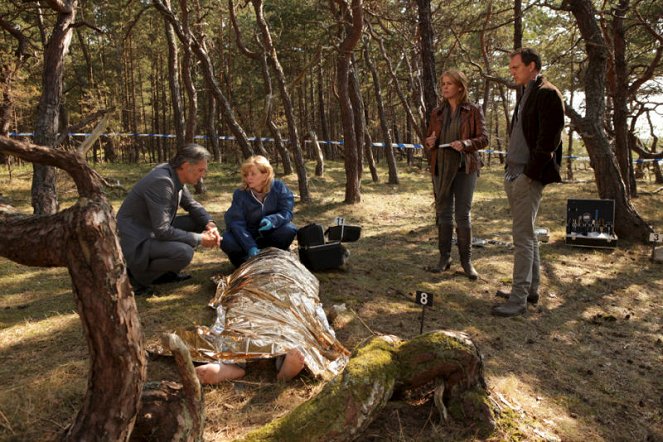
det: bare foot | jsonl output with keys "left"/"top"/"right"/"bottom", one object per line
{"left": 195, "top": 363, "right": 245, "bottom": 385}
{"left": 276, "top": 349, "right": 305, "bottom": 382}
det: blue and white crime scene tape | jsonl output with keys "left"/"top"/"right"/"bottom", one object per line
{"left": 7, "top": 131, "right": 663, "bottom": 164}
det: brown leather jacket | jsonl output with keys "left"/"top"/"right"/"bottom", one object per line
{"left": 425, "top": 102, "right": 489, "bottom": 175}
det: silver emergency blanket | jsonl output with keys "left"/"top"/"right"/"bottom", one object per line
{"left": 175, "top": 248, "right": 350, "bottom": 379}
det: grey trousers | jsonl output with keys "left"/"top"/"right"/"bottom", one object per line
{"left": 134, "top": 215, "right": 203, "bottom": 285}
{"left": 504, "top": 174, "right": 543, "bottom": 305}
{"left": 434, "top": 170, "right": 477, "bottom": 228}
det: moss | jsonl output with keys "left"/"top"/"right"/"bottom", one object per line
{"left": 396, "top": 331, "right": 480, "bottom": 383}
{"left": 492, "top": 406, "right": 528, "bottom": 440}
{"left": 445, "top": 387, "right": 495, "bottom": 437}
{"left": 236, "top": 336, "right": 400, "bottom": 442}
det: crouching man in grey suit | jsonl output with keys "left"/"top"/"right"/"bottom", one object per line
{"left": 117, "top": 144, "right": 221, "bottom": 295}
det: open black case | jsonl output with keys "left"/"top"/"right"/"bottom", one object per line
{"left": 566, "top": 199, "right": 618, "bottom": 248}
{"left": 297, "top": 221, "right": 361, "bottom": 271}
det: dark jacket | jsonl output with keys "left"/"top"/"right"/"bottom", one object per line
{"left": 425, "top": 102, "right": 489, "bottom": 175}
{"left": 224, "top": 179, "right": 294, "bottom": 252}
{"left": 117, "top": 163, "right": 212, "bottom": 273}
{"left": 510, "top": 75, "right": 565, "bottom": 185}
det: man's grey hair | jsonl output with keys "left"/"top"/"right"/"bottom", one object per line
{"left": 169, "top": 143, "right": 211, "bottom": 168}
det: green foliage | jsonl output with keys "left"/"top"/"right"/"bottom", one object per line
{"left": 0, "top": 0, "right": 660, "bottom": 160}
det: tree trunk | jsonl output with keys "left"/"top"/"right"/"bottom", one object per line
{"left": 374, "top": 31, "right": 424, "bottom": 143}
{"left": 237, "top": 331, "right": 494, "bottom": 441}
{"left": 228, "top": 0, "right": 292, "bottom": 174}
{"left": 566, "top": 52, "right": 576, "bottom": 181}
{"left": 0, "top": 16, "right": 31, "bottom": 157}
{"left": 251, "top": 0, "right": 310, "bottom": 202}
{"left": 206, "top": 93, "right": 221, "bottom": 161}
{"left": 164, "top": 2, "right": 185, "bottom": 149}
{"left": 0, "top": 136, "right": 147, "bottom": 442}
{"left": 334, "top": 0, "right": 363, "bottom": 204}
{"left": 565, "top": 0, "right": 652, "bottom": 242}
{"left": 317, "top": 60, "right": 331, "bottom": 159}
{"left": 513, "top": 0, "right": 523, "bottom": 102}
{"left": 178, "top": 0, "right": 198, "bottom": 145}
{"left": 513, "top": 0, "right": 522, "bottom": 50}
{"left": 364, "top": 44, "right": 399, "bottom": 184}
{"left": 309, "top": 130, "right": 324, "bottom": 177}
{"left": 258, "top": 54, "right": 292, "bottom": 174}
{"left": 362, "top": 109, "right": 379, "bottom": 183}
{"left": 348, "top": 63, "right": 366, "bottom": 180}
{"left": 153, "top": 0, "right": 254, "bottom": 159}
{"left": 416, "top": 0, "right": 437, "bottom": 125}
{"left": 610, "top": 0, "right": 633, "bottom": 197}
{"left": 32, "top": 1, "right": 78, "bottom": 215}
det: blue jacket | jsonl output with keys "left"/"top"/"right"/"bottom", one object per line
{"left": 224, "top": 179, "right": 294, "bottom": 251}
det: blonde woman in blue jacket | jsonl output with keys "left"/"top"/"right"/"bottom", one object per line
{"left": 221, "top": 155, "right": 297, "bottom": 267}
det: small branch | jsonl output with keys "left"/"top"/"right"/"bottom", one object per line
{"left": 55, "top": 108, "right": 112, "bottom": 146}
{"left": 43, "top": 0, "right": 70, "bottom": 13}
{"left": 228, "top": 0, "right": 259, "bottom": 59}
{"left": 77, "top": 113, "right": 111, "bottom": 156}
{"left": 122, "top": 4, "right": 154, "bottom": 43}
{"left": 0, "top": 15, "right": 34, "bottom": 59}
{"left": 71, "top": 19, "right": 104, "bottom": 34}
{"left": 0, "top": 135, "right": 103, "bottom": 197}
{"left": 349, "top": 308, "right": 376, "bottom": 336}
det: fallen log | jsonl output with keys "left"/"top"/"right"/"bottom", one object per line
{"left": 236, "top": 330, "right": 494, "bottom": 441}
{"left": 131, "top": 334, "right": 204, "bottom": 442}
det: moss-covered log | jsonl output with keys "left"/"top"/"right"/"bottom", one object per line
{"left": 237, "top": 330, "right": 494, "bottom": 441}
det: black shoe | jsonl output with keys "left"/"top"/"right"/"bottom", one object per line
{"left": 491, "top": 301, "right": 527, "bottom": 317}
{"left": 133, "top": 284, "right": 157, "bottom": 297}
{"left": 495, "top": 289, "right": 539, "bottom": 305}
{"left": 152, "top": 271, "right": 192, "bottom": 285}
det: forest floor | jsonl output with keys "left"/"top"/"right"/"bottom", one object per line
{"left": 0, "top": 158, "right": 662, "bottom": 441}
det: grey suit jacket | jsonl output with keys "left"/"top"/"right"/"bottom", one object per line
{"left": 117, "top": 163, "right": 212, "bottom": 273}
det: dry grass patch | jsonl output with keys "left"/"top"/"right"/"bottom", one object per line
{"left": 1, "top": 160, "right": 662, "bottom": 441}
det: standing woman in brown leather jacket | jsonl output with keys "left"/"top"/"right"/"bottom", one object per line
{"left": 424, "top": 69, "right": 489, "bottom": 279}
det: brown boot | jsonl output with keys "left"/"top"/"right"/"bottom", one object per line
{"left": 456, "top": 226, "right": 478, "bottom": 280}
{"left": 426, "top": 223, "right": 453, "bottom": 272}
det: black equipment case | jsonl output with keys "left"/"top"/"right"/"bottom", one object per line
{"left": 326, "top": 224, "right": 361, "bottom": 242}
{"left": 566, "top": 199, "right": 618, "bottom": 248}
{"left": 297, "top": 223, "right": 325, "bottom": 247}
{"left": 297, "top": 222, "right": 356, "bottom": 271}
{"left": 298, "top": 242, "right": 349, "bottom": 271}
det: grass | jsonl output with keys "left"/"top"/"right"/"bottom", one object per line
{"left": 1, "top": 158, "right": 662, "bottom": 441}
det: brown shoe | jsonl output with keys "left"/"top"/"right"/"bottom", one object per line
{"left": 491, "top": 301, "right": 527, "bottom": 317}
{"left": 495, "top": 289, "right": 539, "bottom": 305}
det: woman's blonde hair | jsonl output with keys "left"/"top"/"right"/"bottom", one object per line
{"left": 240, "top": 155, "right": 275, "bottom": 192}
{"left": 438, "top": 69, "right": 469, "bottom": 104}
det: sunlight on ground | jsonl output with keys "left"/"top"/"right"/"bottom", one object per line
{"left": 1, "top": 163, "right": 662, "bottom": 440}
{"left": 144, "top": 284, "right": 206, "bottom": 305}
{"left": 0, "top": 311, "right": 78, "bottom": 347}
{"left": 491, "top": 374, "right": 591, "bottom": 441}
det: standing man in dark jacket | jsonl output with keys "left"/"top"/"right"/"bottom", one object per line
{"left": 117, "top": 144, "right": 221, "bottom": 295}
{"left": 492, "top": 48, "right": 565, "bottom": 317}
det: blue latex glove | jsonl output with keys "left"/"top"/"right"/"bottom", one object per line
{"left": 258, "top": 218, "right": 273, "bottom": 232}
{"left": 247, "top": 246, "right": 260, "bottom": 257}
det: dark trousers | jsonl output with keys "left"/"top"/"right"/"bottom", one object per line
{"left": 434, "top": 170, "right": 477, "bottom": 228}
{"left": 221, "top": 222, "right": 297, "bottom": 267}
{"left": 132, "top": 215, "right": 205, "bottom": 286}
